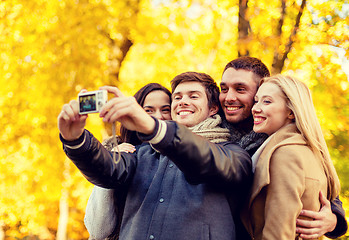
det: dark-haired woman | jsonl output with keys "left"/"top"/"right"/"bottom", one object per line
{"left": 85, "top": 83, "right": 172, "bottom": 239}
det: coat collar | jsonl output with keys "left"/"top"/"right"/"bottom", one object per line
{"left": 249, "top": 123, "right": 307, "bottom": 207}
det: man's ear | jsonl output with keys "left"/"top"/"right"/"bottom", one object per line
{"left": 209, "top": 105, "right": 219, "bottom": 116}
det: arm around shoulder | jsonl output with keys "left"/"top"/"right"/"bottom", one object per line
{"left": 325, "top": 196, "right": 348, "bottom": 238}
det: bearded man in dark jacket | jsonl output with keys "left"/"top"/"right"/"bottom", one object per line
{"left": 219, "top": 56, "right": 347, "bottom": 239}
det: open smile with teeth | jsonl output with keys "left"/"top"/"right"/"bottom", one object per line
{"left": 178, "top": 110, "right": 192, "bottom": 116}
{"left": 226, "top": 106, "right": 242, "bottom": 111}
{"left": 254, "top": 116, "right": 265, "bottom": 123}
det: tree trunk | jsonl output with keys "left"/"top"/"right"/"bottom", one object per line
{"left": 103, "top": 37, "right": 133, "bottom": 136}
{"left": 238, "top": 0, "right": 250, "bottom": 57}
{"left": 56, "top": 158, "right": 70, "bottom": 240}
{"left": 0, "top": 222, "right": 4, "bottom": 240}
{"left": 56, "top": 191, "right": 69, "bottom": 240}
{"left": 114, "top": 38, "right": 133, "bottom": 83}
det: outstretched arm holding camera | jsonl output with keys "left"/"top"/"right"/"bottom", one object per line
{"left": 58, "top": 84, "right": 251, "bottom": 187}
{"left": 58, "top": 86, "right": 157, "bottom": 142}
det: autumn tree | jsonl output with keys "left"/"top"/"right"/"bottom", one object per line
{"left": 0, "top": 0, "right": 139, "bottom": 238}
{"left": 0, "top": 0, "right": 348, "bottom": 239}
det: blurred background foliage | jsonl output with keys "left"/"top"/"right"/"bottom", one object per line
{"left": 0, "top": 0, "right": 348, "bottom": 239}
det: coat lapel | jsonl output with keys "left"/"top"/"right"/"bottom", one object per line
{"left": 248, "top": 124, "right": 305, "bottom": 208}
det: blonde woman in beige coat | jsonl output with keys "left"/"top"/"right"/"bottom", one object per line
{"left": 242, "top": 75, "right": 341, "bottom": 240}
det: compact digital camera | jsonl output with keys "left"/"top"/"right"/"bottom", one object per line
{"left": 78, "top": 90, "right": 108, "bottom": 114}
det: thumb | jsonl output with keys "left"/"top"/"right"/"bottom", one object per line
{"left": 319, "top": 191, "right": 330, "bottom": 207}
{"left": 100, "top": 86, "right": 125, "bottom": 98}
{"left": 78, "top": 113, "right": 88, "bottom": 122}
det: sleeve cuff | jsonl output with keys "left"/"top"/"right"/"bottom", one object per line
{"left": 137, "top": 117, "right": 167, "bottom": 144}
{"left": 325, "top": 211, "right": 348, "bottom": 238}
{"left": 60, "top": 131, "right": 86, "bottom": 149}
{"left": 149, "top": 120, "right": 167, "bottom": 144}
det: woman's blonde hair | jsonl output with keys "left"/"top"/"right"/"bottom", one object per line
{"left": 260, "top": 74, "right": 340, "bottom": 200}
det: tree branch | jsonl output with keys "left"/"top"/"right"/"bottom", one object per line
{"left": 276, "top": 0, "right": 287, "bottom": 37}
{"left": 272, "top": 0, "right": 307, "bottom": 73}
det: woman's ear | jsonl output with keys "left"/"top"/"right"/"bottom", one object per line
{"left": 209, "top": 105, "right": 219, "bottom": 116}
{"left": 288, "top": 111, "right": 295, "bottom": 120}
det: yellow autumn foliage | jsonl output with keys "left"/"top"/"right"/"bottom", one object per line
{"left": 0, "top": 0, "right": 348, "bottom": 239}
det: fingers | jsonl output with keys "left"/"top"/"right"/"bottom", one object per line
{"left": 298, "top": 209, "right": 321, "bottom": 220}
{"left": 99, "top": 94, "right": 155, "bottom": 133}
{"left": 296, "top": 225, "right": 317, "bottom": 234}
{"left": 298, "top": 232, "right": 320, "bottom": 239}
{"left": 59, "top": 100, "right": 80, "bottom": 121}
{"left": 100, "top": 86, "right": 125, "bottom": 98}
{"left": 114, "top": 143, "right": 136, "bottom": 153}
{"left": 100, "top": 96, "right": 138, "bottom": 123}
{"left": 58, "top": 99, "right": 87, "bottom": 141}
{"left": 296, "top": 219, "right": 322, "bottom": 239}
{"left": 296, "top": 218, "right": 321, "bottom": 228}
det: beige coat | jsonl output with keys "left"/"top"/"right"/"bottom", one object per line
{"left": 242, "top": 123, "right": 328, "bottom": 240}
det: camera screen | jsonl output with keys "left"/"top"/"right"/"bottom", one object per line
{"left": 79, "top": 94, "right": 97, "bottom": 113}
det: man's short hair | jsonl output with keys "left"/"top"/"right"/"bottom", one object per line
{"left": 171, "top": 72, "right": 220, "bottom": 109}
{"left": 223, "top": 56, "right": 270, "bottom": 83}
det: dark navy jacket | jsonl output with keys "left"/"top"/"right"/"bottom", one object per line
{"left": 61, "top": 120, "right": 252, "bottom": 240}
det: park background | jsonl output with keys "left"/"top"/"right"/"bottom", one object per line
{"left": 0, "top": 0, "right": 348, "bottom": 239}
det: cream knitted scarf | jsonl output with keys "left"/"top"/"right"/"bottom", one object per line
{"left": 188, "top": 114, "right": 230, "bottom": 143}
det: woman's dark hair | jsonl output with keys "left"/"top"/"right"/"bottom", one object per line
{"left": 120, "top": 83, "right": 171, "bottom": 145}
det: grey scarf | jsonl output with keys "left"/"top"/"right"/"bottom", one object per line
{"left": 221, "top": 118, "right": 268, "bottom": 156}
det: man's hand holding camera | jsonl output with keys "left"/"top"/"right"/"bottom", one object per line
{"left": 58, "top": 98, "right": 88, "bottom": 141}
{"left": 99, "top": 86, "right": 155, "bottom": 135}
{"left": 58, "top": 86, "right": 156, "bottom": 141}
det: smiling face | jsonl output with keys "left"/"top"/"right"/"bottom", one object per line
{"left": 219, "top": 68, "right": 259, "bottom": 124}
{"left": 252, "top": 82, "right": 294, "bottom": 136}
{"left": 143, "top": 90, "right": 171, "bottom": 120}
{"left": 171, "top": 81, "right": 218, "bottom": 127}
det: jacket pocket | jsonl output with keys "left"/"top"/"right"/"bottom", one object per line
{"left": 301, "top": 177, "right": 322, "bottom": 213}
